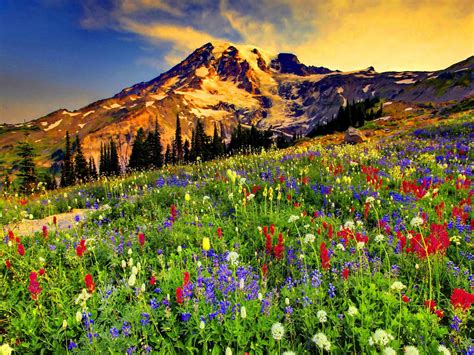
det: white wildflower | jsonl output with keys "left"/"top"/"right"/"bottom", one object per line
{"left": 404, "top": 346, "right": 419, "bottom": 355}
{"left": 356, "top": 241, "right": 366, "bottom": 250}
{"left": 369, "top": 329, "right": 394, "bottom": 347}
{"left": 304, "top": 233, "right": 316, "bottom": 243}
{"left": 128, "top": 273, "right": 136, "bottom": 287}
{"left": 365, "top": 196, "right": 375, "bottom": 204}
{"left": 391, "top": 281, "right": 406, "bottom": 292}
{"left": 336, "top": 243, "right": 345, "bottom": 251}
{"left": 288, "top": 215, "right": 300, "bottom": 223}
{"left": 271, "top": 322, "right": 285, "bottom": 340}
{"left": 437, "top": 345, "right": 451, "bottom": 355}
{"left": 317, "top": 310, "right": 327, "bottom": 323}
{"left": 226, "top": 251, "right": 239, "bottom": 265}
{"left": 240, "top": 306, "right": 247, "bottom": 319}
{"left": 312, "top": 332, "right": 331, "bottom": 351}
{"left": 375, "top": 234, "right": 385, "bottom": 243}
{"left": 382, "top": 347, "right": 397, "bottom": 355}
{"left": 347, "top": 306, "right": 358, "bottom": 317}
{"left": 225, "top": 347, "right": 232, "bottom": 355}
{"left": 199, "top": 321, "right": 205, "bottom": 330}
{"left": 344, "top": 220, "right": 355, "bottom": 230}
{"left": 410, "top": 216, "right": 423, "bottom": 228}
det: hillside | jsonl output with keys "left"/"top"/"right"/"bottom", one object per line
{"left": 0, "top": 42, "right": 472, "bottom": 171}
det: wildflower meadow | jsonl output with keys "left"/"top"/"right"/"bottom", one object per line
{"left": 1, "top": 118, "right": 473, "bottom": 354}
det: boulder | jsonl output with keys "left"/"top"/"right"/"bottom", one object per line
{"left": 344, "top": 127, "right": 366, "bottom": 144}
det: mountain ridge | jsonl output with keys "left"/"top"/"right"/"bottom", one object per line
{"left": 0, "top": 42, "right": 472, "bottom": 169}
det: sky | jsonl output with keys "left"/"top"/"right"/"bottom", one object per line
{"left": 0, "top": 0, "right": 473, "bottom": 124}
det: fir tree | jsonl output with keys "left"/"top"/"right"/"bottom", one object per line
{"left": 164, "top": 144, "right": 172, "bottom": 165}
{"left": 109, "top": 139, "right": 120, "bottom": 175}
{"left": 183, "top": 140, "right": 190, "bottom": 163}
{"left": 99, "top": 142, "right": 105, "bottom": 176}
{"left": 129, "top": 128, "right": 147, "bottom": 171}
{"left": 88, "top": 157, "right": 97, "bottom": 180}
{"left": 174, "top": 115, "right": 183, "bottom": 163}
{"left": 212, "top": 122, "right": 224, "bottom": 158}
{"left": 61, "top": 131, "right": 74, "bottom": 187}
{"left": 16, "top": 137, "right": 38, "bottom": 193}
{"left": 148, "top": 119, "right": 163, "bottom": 168}
{"left": 74, "top": 135, "right": 88, "bottom": 182}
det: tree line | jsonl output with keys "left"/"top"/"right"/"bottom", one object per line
{"left": 308, "top": 97, "right": 383, "bottom": 137}
{"left": 4, "top": 115, "right": 299, "bottom": 194}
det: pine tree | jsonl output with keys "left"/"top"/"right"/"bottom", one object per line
{"left": 164, "top": 144, "right": 172, "bottom": 165}
{"left": 183, "top": 140, "right": 190, "bottom": 162}
{"left": 16, "top": 137, "right": 38, "bottom": 193}
{"left": 174, "top": 115, "right": 183, "bottom": 163}
{"left": 61, "top": 131, "right": 74, "bottom": 187}
{"left": 212, "top": 123, "right": 224, "bottom": 158}
{"left": 129, "top": 128, "right": 147, "bottom": 171}
{"left": 109, "top": 139, "right": 120, "bottom": 175}
{"left": 99, "top": 142, "right": 105, "bottom": 176}
{"left": 74, "top": 135, "right": 88, "bottom": 182}
{"left": 89, "top": 157, "right": 97, "bottom": 180}
{"left": 152, "top": 119, "right": 163, "bottom": 168}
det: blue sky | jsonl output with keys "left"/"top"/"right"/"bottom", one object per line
{"left": 0, "top": 0, "right": 472, "bottom": 123}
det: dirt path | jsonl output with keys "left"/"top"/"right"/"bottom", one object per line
{"left": 4, "top": 208, "right": 90, "bottom": 237}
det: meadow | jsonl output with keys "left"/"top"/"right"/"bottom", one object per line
{"left": 1, "top": 116, "right": 473, "bottom": 354}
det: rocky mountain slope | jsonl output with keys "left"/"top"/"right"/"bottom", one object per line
{"left": 0, "top": 41, "right": 472, "bottom": 168}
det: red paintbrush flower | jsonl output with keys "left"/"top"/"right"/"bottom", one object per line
{"left": 39, "top": 268, "right": 45, "bottom": 276}
{"left": 342, "top": 268, "right": 349, "bottom": 280}
{"left": 217, "top": 227, "right": 223, "bottom": 239}
{"left": 150, "top": 276, "right": 156, "bottom": 285}
{"left": 262, "top": 263, "right": 268, "bottom": 278}
{"left": 5, "top": 259, "right": 12, "bottom": 269}
{"left": 42, "top": 225, "right": 48, "bottom": 239}
{"left": 53, "top": 216, "right": 57, "bottom": 225}
{"left": 402, "top": 295, "right": 410, "bottom": 303}
{"left": 8, "top": 230, "right": 14, "bottom": 240}
{"left": 17, "top": 243, "right": 25, "bottom": 256}
{"left": 273, "top": 233, "right": 284, "bottom": 260}
{"left": 176, "top": 286, "right": 183, "bottom": 304}
{"left": 320, "top": 242, "right": 330, "bottom": 270}
{"left": 265, "top": 234, "right": 273, "bottom": 254}
{"left": 138, "top": 232, "right": 145, "bottom": 247}
{"left": 270, "top": 224, "right": 275, "bottom": 235}
{"left": 435, "top": 309, "right": 444, "bottom": 319}
{"left": 183, "top": 272, "right": 190, "bottom": 286}
{"left": 76, "top": 239, "right": 86, "bottom": 257}
{"left": 450, "top": 288, "right": 474, "bottom": 311}
{"left": 424, "top": 300, "right": 436, "bottom": 312}
{"left": 84, "top": 274, "right": 95, "bottom": 293}
{"left": 28, "top": 271, "right": 42, "bottom": 300}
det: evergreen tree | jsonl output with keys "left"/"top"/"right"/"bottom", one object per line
{"left": 74, "top": 135, "right": 88, "bottom": 182}
{"left": 150, "top": 120, "right": 163, "bottom": 168}
{"left": 99, "top": 142, "right": 105, "bottom": 176}
{"left": 89, "top": 157, "right": 97, "bottom": 180}
{"left": 164, "top": 145, "right": 172, "bottom": 165}
{"left": 16, "top": 137, "right": 38, "bottom": 193}
{"left": 128, "top": 128, "right": 147, "bottom": 170}
{"left": 183, "top": 139, "right": 190, "bottom": 163}
{"left": 109, "top": 139, "right": 120, "bottom": 175}
{"left": 174, "top": 115, "right": 183, "bottom": 163}
{"left": 61, "top": 131, "right": 74, "bottom": 187}
{"left": 212, "top": 122, "right": 224, "bottom": 158}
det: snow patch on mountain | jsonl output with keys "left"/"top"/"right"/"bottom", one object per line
{"left": 146, "top": 101, "right": 155, "bottom": 108}
{"left": 363, "top": 84, "right": 371, "bottom": 93}
{"left": 395, "top": 79, "right": 417, "bottom": 84}
{"left": 44, "top": 119, "right": 62, "bottom": 131}
{"left": 62, "top": 111, "right": 80, "bottom": 117}
{"left": 83, "top": 111, "right": 95, "bottom": 117}
{"left": 78, "top": 123, "right": 87, "bottom": 129}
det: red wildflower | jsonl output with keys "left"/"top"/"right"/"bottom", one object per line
{"left": 262, "top": 263, "right": 268, "bottom": 278}
{"left": 150, "top": 276, "right": 156, "bottom": 285}
{"left": 183, "top": 272, "right": 190, "bottom": 286}
{"left": 320, "top": 242, "right": 330, "bottom": 270}
{"left": 342, "top": 268, "right": 349, "bottom": 280}
{"left": 176, "top": 286, "right": 183, "bottom": 304}
{"left": 39, "top": 268, "right": 45, "bottom": 276}
{"left": 263, "top": 226, "right": 268, "bottom": 235}
{"left": 273, "top": 233, "right": 284, "bottom": 260}
{"left": 265, "top": 234, "right": 273, "bottom": 254}
{"left": 364, "top": 202, "right": 370, "bottom": 219}
{"left": 170, "top": 204, "right": 178, "bottom": 222}
{"left": 424, "top": 300, "right": 436, "bottom": 312}
{"left": 138, "top": 232, "right": 145, "bottom": 247}
{"left": 42, "top": 225, "right": 48, "bottom": 239}
{"left": 53, "top": 216, "right": 57, "bottom": 225}
{"left": 76, "top": 239, "right": 86, "bottom": 257}
{"left": 5, "top": 259, "right": 12, "bottom": 269}
{"left": 328, "top": 224, "right": 333, "bottom": 239}
{"left": 17, "top": 243, "right": 25, "bottom": 256}
{"left": 450, "top": 288, "right": 474, "bottom": 311}
{"left": 28, "top": 271, "right": 42, "bottom": 300}
{"left": 402, "top": 295, "right": 410, "bottom": 303}
{"left": 270, "top": 224, "right": 275, "bottom": 235}
{"left": 84, "top": 274, "right": 95, "bottom": 293}
{"left": 8, "top": 230, "right": 14, "bottom": 240}
{"left": 435, "top": 309, "right": 444, "bottom": 319}
{"left": 217, "top": 227, "right": 223, "bottom": 239}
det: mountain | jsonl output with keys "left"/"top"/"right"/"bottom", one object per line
{"left": 0, "top": 41, "right": 472, "bottom": 169}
